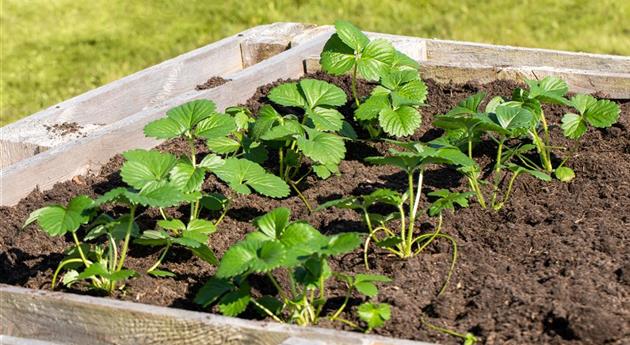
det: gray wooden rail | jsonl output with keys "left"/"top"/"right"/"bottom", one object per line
{"left": 0, "top": 285, "right": 429, "bottom": 345}
{"left": 1, "top": 22, "right": 629, "bottom": 345}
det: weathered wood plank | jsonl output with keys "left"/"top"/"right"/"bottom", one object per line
{"left": 0, "top": 23, "right": 312, "bottom": 168}
{"left": 425, "top": 39, "right": 630, "bottom": 74}
{"left": 0, "top": 28, "right": 334, "bottom": 207}
{"left": 0, "top": 285, "right": 431, "bottom": 345}
{"left": 304, "top": 57, "right": 630, "bottom": 99}
{"left": 0, "top": 140, "right": 47, "bottom": 170}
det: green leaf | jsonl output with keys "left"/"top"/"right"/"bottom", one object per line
{"left": 194, "top": 278, "right": 233, "bottom": 307}
{"left": 427, "top": 189, "right": 474, "bottom": 216}
{"left": 187, "top": 219, "right": 216, "bottom": 234}
{"left": 109, "top": 269, "right": 137, "bottom": 282}
{"left": 320, "top": 34, "right": 355, "bottom": 76}
{"left": 167, "top": 99, "right": 217, "bottom": 130}
{"left": 354, "top": 281, "right": 378, "bottom": 297}
{"left": 25, "top": 195, "right": 93, "bottom": 236}
{"left": 200, "top": 193, "right": 228, "bottom": 211}
{"left": 260, "top": 120, "right": 303, "bottom": 141}
{"left": 297, "top": 128, "right": 346, "bottom": 166}
{"left": 447, "top": 92, "right": 486, "bottom": 116}
{"left": 316, "top": 196, "right": 361, "bottom": 211}
{"left": 170, "top": 161, "right": 205, "bottom": 193}
{"left": 215, "top": 241, "right": 257, "bottom": 278}
{"left": 299, "top": 79, "right": 347, "bottom": 107}
{"left": 158, "top": 219, "right": 186, "bottom": 231}
{"left": 555, "top": 166, "right": 576, "bottom": 182}
{"left": 144, "top": 117, "right": 185, "bottom": 139}
{"left": 358, "top": 303, "right": 391, "bottom": 331}
{"left": 254, "top": 207, "right": 290, "bottom": 240}
{"left": 485, "top": 96, "right": 504, "bottom": 113}
{"left": 76, "top": 262, "right": 109, "bottom": 280}
{"left": 308, "top": 107, "right": 344, "bottom": 132}
{"left": 280, "top": 222, "right": 327, "bottom": 263}
{"left": 194, "top": 114, "right": 236, "bottom": 139}
{"left": 206, "top": 137, "right": 241, "bottom": 154}
{"left": 136, "top": 183, "right": 192, "bottom": 208}
{"left": 379, "top": 106, "right": 421, "bottom": 137}
{"left": 255, "top": 296, "right": 283, "bottom": 316}
{"left": 561, "top": 113, "right": 587, "bottom": 139}
{"left": 493, "top": 106, "right": 533, "bottom": 130}
{"left": 582, "top": 98, "right": 620, "bottom": 128}
{"left": 250, "top": 241, "right": 286, "bottom": 273}
{"left": 190, "top": 244, "right": 219, "bottom": 265}
{"left": 394, "top": 79, "right": 428, "bottom": 105}
{"left": 334, "top": 20, "right": 369, "bottom": 51}
{"left": 526, "top": 76, "right": 568, "bottom": 104}
{"left": 251, "top": 105, "right": 281, "bottom": 140}
{"left": 268, "top": 82, "right": 306, "bottom": 108}
{"left": 148, "top": 269, "right": 176, "bottom": 278}
{"left": 322, "top": 233, "right": 362, "bottom": 255}
{"left": 218, "top": 285, "right": 251, "bottom": 317}
{"left": 212, "top": 158, "right": 289, "bottom": 198}
{"left": 120, "top": 149, "right": 177, "bottom": 190}
{"left": 364, "top": 188, "right": 403, "bottom": 207}
{"left": 198, "top": 154, "right": 224, "bottom": 170}
{"left": 391, "top": 50, "right": 420, "bottom": 70}
{"left": 356, "top": 94, "right": 389, "bottom": 121}
{"left": 357, "top": 39, "right": 395, "bottom": 81}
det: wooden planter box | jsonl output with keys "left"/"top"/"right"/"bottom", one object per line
{"left": 1, "top": 22, "right": 629, "bottom": 345}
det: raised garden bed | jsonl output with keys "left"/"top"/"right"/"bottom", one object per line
{"left": 1, "top": 22, "right": 629, "bottom": 345}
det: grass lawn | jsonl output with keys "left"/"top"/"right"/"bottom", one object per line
{"left": 1, "top": 0, "right": 629, "bottom": 125}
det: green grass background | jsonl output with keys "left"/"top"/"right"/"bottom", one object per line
{"left": 2, "top": 0, "right": 629, "bottom": 125}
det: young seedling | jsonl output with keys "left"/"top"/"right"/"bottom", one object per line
{"left": 434, "top": 95, "right": 552, "bottom": 210}
{"left": 489, "top": 77, "right": 620, "bottom": 179}
{"left": 318, "top": 140, "right": 471, "bottom": 294}
{"left": 320, "top": 20, "right": 396, "bottom": 106}
{"left": 421, "top": 318, "right": 479, "bottom": 345}
{"left": 256, "top": 79, "right": 351, "bottom": 210}
{"left": 195, "top": 207, "right": 391, "bottom": 331}
{"left": 24, "top": 195, "right": 138, "bottom": 293}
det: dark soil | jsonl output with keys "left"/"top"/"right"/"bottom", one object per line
{"left": 195, "top": 76, "right": 229, "bottom": 90}
{"left": 2, "top": 72, "right": 629, "bottom": 344}
{"left": 44, "top": 122, "right": 83, "bottom": 137}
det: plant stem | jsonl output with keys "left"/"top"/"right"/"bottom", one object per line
{"left": 251, "top": 299, "right": 284, "bottom": 323}
{"left": 539, "top": 112, "right": 553, "bottom": 172}
{"left": 214, "top": 205, "right": 229, "bottom": 227}
{"left": 147, "top": 242, "right": 170, "bottom": 273}
{"left": 408, "top": 170, "right": 423, "bottom": 253}
{"left": 397, "top": 204, "right": 407, "bottom": 257}
{"left": 496, "top": 171, "right": 521, "bottom": 210}
{"left": 278, "top": 148, "right": 284, "bottom": 180}
{"left": 329, "top": 290, "right": 351, "bottom": 321}
{"left": 71, "top": 232, "right": 90, "bottom": 267}
{"left": 51, "top": 258, "right": 84, "bottom": 288}
{"left": 116, "top": 205, "right": 136, "bottom": 272}
{"left": 362, "top": 209, "right": 375, "bottom": 270}
{"left": 267, "top": 273, "right": 288, "bottom": 301}
{"left": 159, "top": 208, "right": 168, "bottom": 220}
{"left": 490, "top": 139, "right": 505, "bottom": 208}
{"left": 290, "top": 181, "right": 313, "bottom": 213}
{"left": 351, "top": 64, "right": 360, "bottom": 107}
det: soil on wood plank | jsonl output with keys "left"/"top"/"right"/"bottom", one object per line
{"left": 44, "top": 121, "right": 83, "bottom": 137}
{"left": 1, "top": 72, "right": 629, "bottom": 345}
{"left": 195, "top": 76, "right": 229, "bottom": 90}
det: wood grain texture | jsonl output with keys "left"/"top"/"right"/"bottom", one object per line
{"left": 0, "top": 285, "right": 432, "bottom": 345}
{"left": 0, "top": 27, "right": 334, "bottom": 207}
{"left": 0, "top": 140, "right": 47, "bottom": 170}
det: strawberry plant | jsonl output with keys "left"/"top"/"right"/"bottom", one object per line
{"left": 321, "top": 20, "right": 427, "bottom": 138}
{"left": 195, "top": 207, "right": 390, "bottom": 331}
{"left": 24, "top": 194, "right": 139, "bottom": 293}
{"left": 487, "top": 77, "right": 620, "bottom": 179}
{"left": 318, "top": 140, "right": 472, "bottom": 293}
{"left": 255, "top": 79, "right": 352, "bottom": 210}
{"left": 434, "top": 94, "right": 553, "bottom": 210}
{"left": 320, "top": 20, "right": 395, "bottom": 106}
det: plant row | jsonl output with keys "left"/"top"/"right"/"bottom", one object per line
{"left": 26, "top": 21, "right": 619, "bottom": 340}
